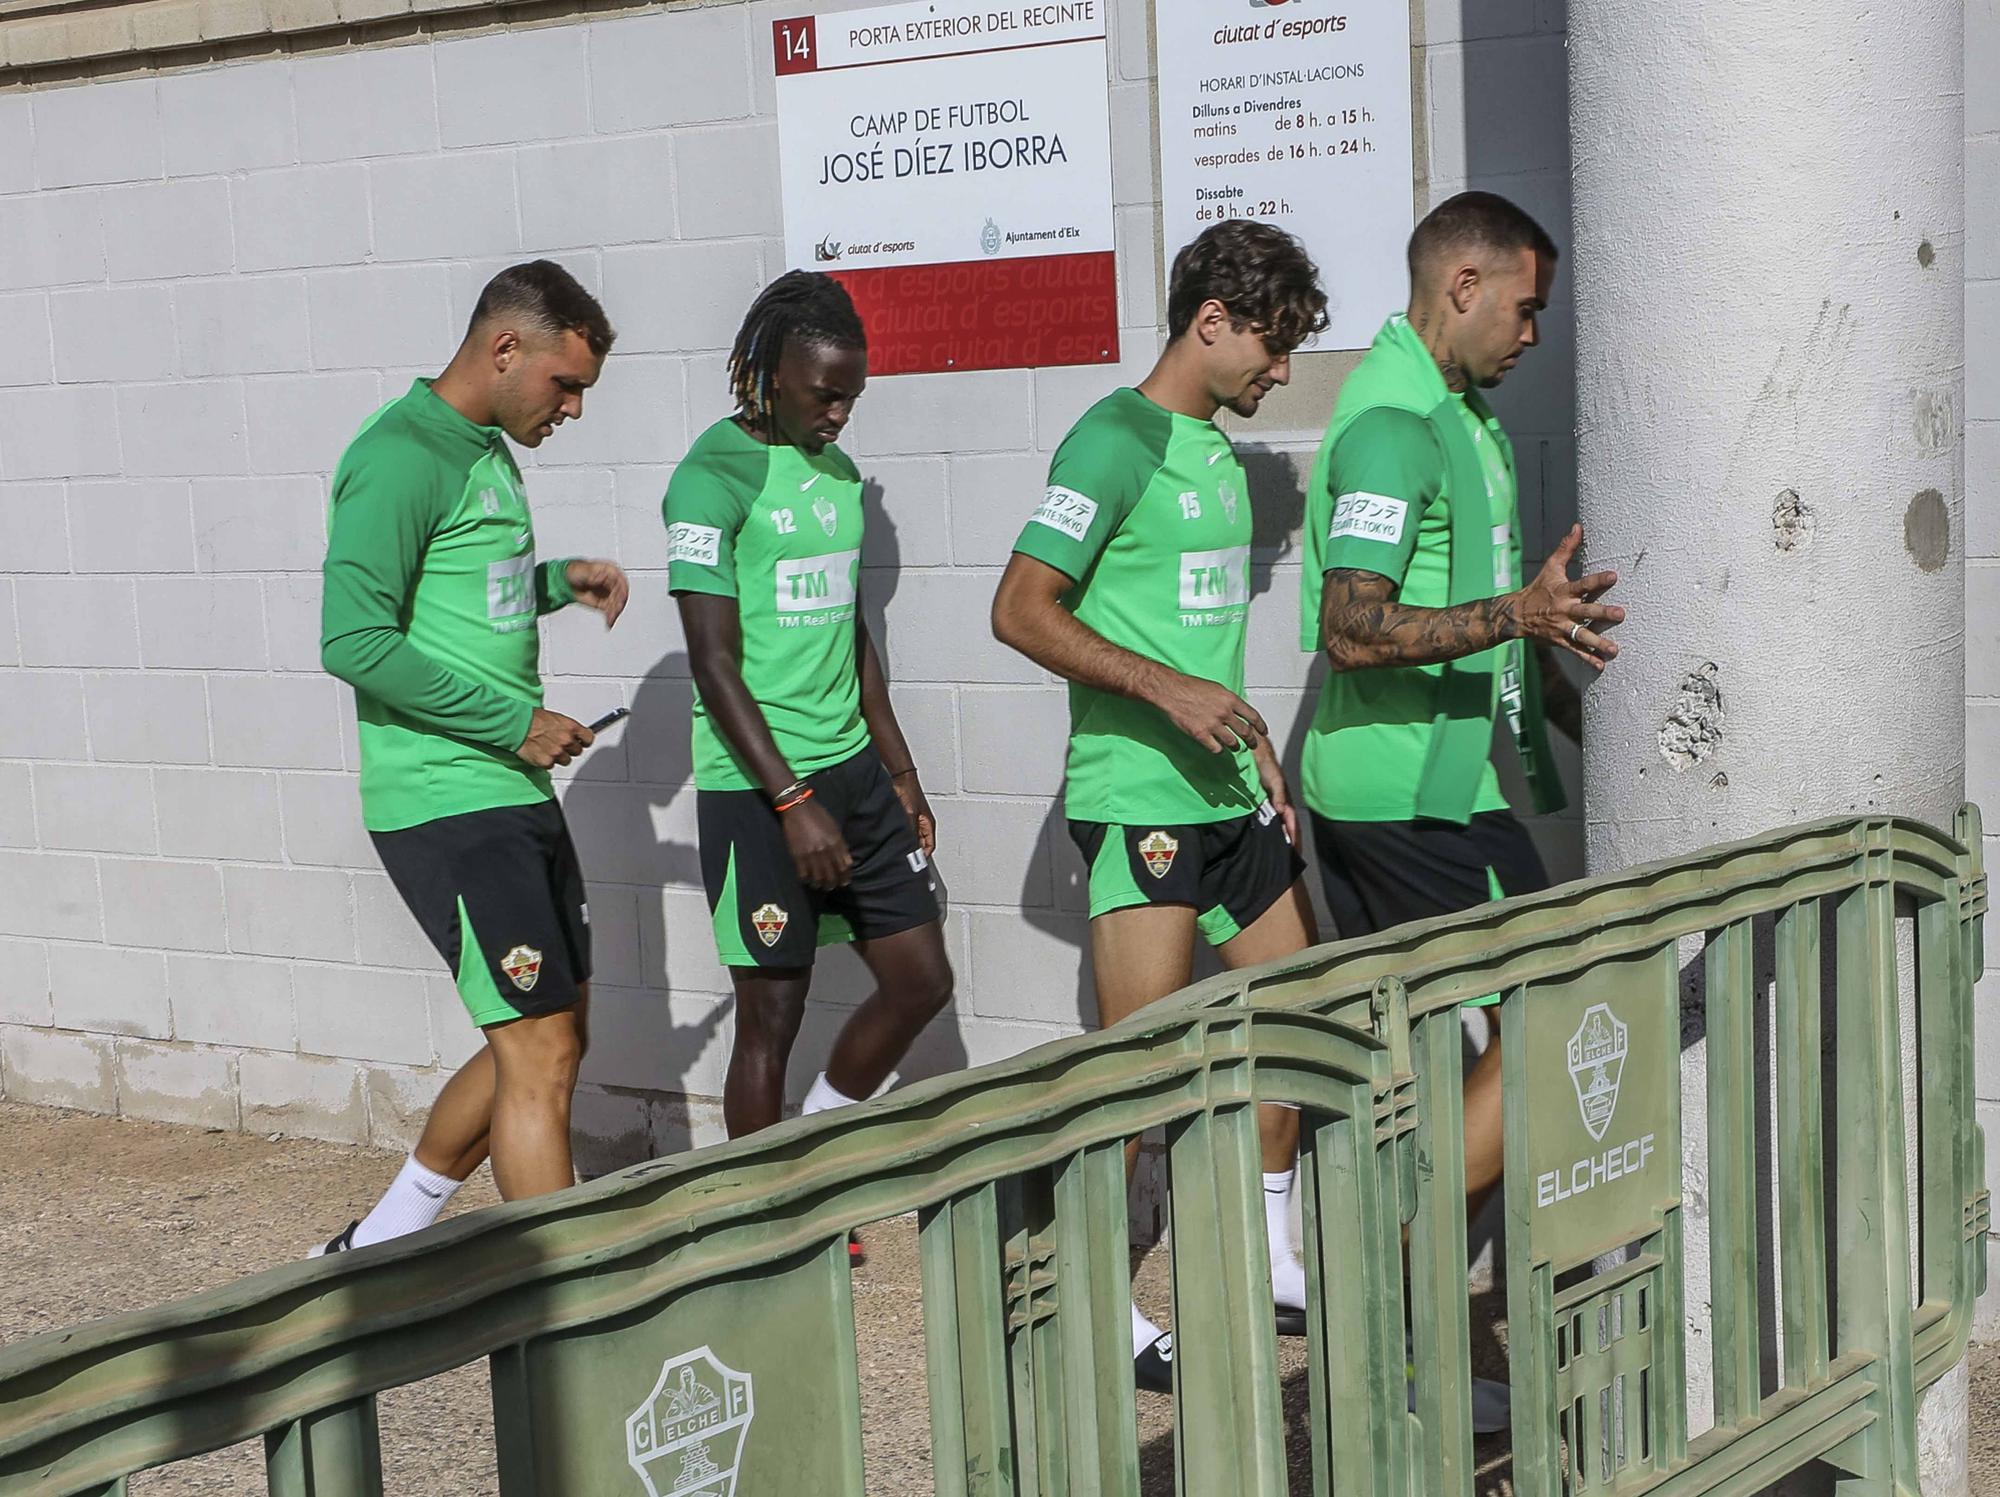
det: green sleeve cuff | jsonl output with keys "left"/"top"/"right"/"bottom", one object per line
{"left": 1010, "top": 529, "right": 1087, "bottom": 584}
{"left": 667, "top": 570, "right": 739, "bottom": 599}
{"left": 537, "top": 559, "right": 577, "bottom": 614}
{"left": 500, "top": 698, "right": 535, "bottom": 753}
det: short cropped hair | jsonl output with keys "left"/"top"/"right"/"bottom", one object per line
{"left": 1166, "top": 221, "right": 1329, "bottom": 350}
{"left": 468, "top": 260, "right": 616, "bottom": 359}
{"left": 1407, "top": 191, "right": 1558, "bottom": 283}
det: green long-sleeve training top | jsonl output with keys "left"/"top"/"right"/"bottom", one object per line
{"left": 320, "top": 378, "right": 576, "bottom": 833}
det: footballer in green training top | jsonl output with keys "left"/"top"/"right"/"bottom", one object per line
{"left": 992, "top": 220, "right": 1327, "bottom": 1391}
{"left": 1301, "top": 192, "right": 1626, "bottom": 1425}
{"left": 315, "top": 261, "right": 629, "bottom": 1255}
{"left": 666, "top": 272, "right": 952, "bottom": 1182}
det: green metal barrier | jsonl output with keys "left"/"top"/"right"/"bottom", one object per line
{"left": 0, "top": 810, "right": 1986, "bottom": 1497}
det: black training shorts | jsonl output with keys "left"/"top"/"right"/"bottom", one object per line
{"left": 1309, "top": 808, "right": 1550, "bottom": 1006}
{"left": 370, "top": 798, "right": 591, "bottom": 1027}
{"left": 1068, "top": 802, "right": 1303, "bottom": 946}
{"left": 697, "top": 749, "right": 939, "bottom": 969}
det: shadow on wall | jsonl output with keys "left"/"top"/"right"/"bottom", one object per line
{"left": 849, "top": 474, "right": 974, "bottom": 1089}
{"left": 1452, "top": 2, "right": 1580, "bottom": 592}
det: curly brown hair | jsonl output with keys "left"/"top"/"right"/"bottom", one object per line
{"left": 1165, "top": 221, "right": 1329, "bottom": 351}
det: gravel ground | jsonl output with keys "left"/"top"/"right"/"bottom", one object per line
{"left": 2, "top": 1101, "right": 1991, "bottom": 1495}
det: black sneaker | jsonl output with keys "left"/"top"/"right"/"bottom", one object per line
{"left": 847, "top": 1230, "right": 867, "bottom": 1268}
{"left": 1275, "top": 1305, "right": 1307, "bottom": 1337}
{"left": 309, "top": 1221, "right": 359, "bottom": 1259}
{"left": 1134, "top": 1332, "right": 1174, "bottom": 1393}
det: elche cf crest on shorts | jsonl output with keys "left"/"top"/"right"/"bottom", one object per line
{"left": 750, "top": 903, "right": 789, "bottom": 947}
{"left": 1138, "top": 830, "right": 1179, "bottom": 879}
{"left": 500, "top": 944, "right": 543, "bottom": 992}
{"left": 1566, "top": 1003, "right": 1629, "bottom": 1142}
{"left": 626, "top": 1345, "right": 754, "bottom": 1497}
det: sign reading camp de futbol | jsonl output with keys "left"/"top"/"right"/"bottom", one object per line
{"left": 1153, "top": 0, "right": 1414, "bottom": 350}
{"left": 773, "top": 0, "right": 1117, "bottom": 375}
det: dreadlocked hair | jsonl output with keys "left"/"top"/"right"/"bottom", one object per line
{"left": 727, "top": 271, "right": 867, "bottom": 423}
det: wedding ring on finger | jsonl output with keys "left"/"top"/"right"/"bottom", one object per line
{"left": 1569, "top": 620, "right": 1587, "bottom": 644}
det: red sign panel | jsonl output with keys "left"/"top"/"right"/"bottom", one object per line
{"left": 833, "top": 252, "right": 1118, "bottom": 376}
{"left": 773, "top": 16, "right": 817, "bottom": 75}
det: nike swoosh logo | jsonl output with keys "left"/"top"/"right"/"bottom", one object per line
{"left": 801, "top": 474, "right": 822, "bottom": 492}
{"left": 513, "top": 531, "right": 531, "bottom": 547}
{"left": 414, "top": 1182, "right": 446, "bottom": 1200}
{"left": 1208, "top": 451, "right": 1224, "bottom": 465}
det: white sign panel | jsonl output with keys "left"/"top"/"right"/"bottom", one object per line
{"left": 1153, "top": 0, "right": 1415, "bottom": 349}
{"left": 773, "top": 0, "right": 1119, "bottom": 373}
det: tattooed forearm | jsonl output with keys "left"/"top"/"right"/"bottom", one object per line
{"left": 1535, "top": 642, "right": 1583, "bottom": 743}
{"left": 1320, "top": 569, "right": 1520, "bottom": 671}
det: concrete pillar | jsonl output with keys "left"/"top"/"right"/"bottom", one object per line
{"left": 1568, "top": 1, "right": 1966, "bottom": 1490}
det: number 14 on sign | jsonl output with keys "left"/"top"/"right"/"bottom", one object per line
{"left": 774, "top": 16, "right": 818, "bottom": 74}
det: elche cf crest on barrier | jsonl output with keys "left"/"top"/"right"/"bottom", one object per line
{"left": 1566, "top": 1003, "right": 1628, "bottom": 1142}
{"left": 1138, "top": 830, "right": 1179, "bottom": 879}
{"left": 626, "top": 1346, "right": 754, "bottom": 1497}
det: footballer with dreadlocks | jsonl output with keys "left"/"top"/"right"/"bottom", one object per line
{"left": 664, "top": 272, "right": 952, "bottom": 1198}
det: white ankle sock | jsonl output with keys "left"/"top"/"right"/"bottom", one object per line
{"left": 352, "top": 1155, "right": 462, "bottom": 1249}
{"left": 1265, "top": 1168, "right": 1306, "bottom": 1310}
{"left": 802, "top": 1072, "right": 863, "bottom": 1115}
{"left": 1263, "top": 1168, "right": 1296, "bottom": 1254}
{"left": 1132, "top": 1301, "right": 1164, "bottom": 1358}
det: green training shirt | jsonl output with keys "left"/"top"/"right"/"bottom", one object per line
{"left": 321, "top": 378, "right": 577, "bottom": 834}
{"left": 664, "top": 417, "right": 870, "bottom": 791}
{"left": 1298, "top": 324, "right": 1521, "bottom": 821}
{"left": 1013, "top": 387, "right": 1261, "bottom": 826}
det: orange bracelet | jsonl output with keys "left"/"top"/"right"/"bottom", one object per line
{"left": 774, "top": 787, "right": 815, "bottom": 813}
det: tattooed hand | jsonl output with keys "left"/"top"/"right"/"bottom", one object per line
{"left": 1321, "top": 524, "right": 1623, "bottom": 673}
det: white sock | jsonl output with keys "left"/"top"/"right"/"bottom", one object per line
{"left": 351, "top": 1155, "right": 462, "bottom": 1249}
{"left": 1132, "top": 1301, "right": 1165, "bottom": 1358}
{"left": 802, "top": 1072, "right": 863, "bottom": 1115}
{"left": 1265, "top": 1169, "right": 1306, "bottom": 1311}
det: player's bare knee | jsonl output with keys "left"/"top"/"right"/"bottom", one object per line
{"left": 911, "top": 963, "right": 954, "bottom": 1021}
{"left": 495, "top": 1013, "right": 583, "bottom": 1079}
{"left": 736, "top": 990, "right": 807, "bottom": 1055}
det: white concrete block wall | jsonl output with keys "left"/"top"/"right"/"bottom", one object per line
{"left": 1965, "top": 0, "right": 2000, "bottom": 1332}
{"left": 0, "top": 0, "right": 1578, "bottom": 1168}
